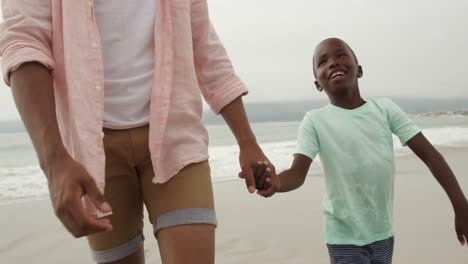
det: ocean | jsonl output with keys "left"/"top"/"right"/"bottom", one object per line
{"left": 1, "top": 107, "right": 468, "bottom": 206}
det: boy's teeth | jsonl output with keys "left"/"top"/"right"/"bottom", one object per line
{"left": 331, "top": 71, "right": 344, "bottom": 79}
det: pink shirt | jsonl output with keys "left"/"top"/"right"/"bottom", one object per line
{"left": 0, "top": 0, "right": 247, "bottom": 216}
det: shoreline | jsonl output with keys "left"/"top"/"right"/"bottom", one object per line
{"left": 0, "top": 146, "right": 467, "bottom": 263}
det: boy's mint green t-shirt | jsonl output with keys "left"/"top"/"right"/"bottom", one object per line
{"left": 296, "top": 98, "right": 420, "bottom": 246}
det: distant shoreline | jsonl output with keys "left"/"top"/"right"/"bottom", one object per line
{"left": 1, "top": 98, "right": 468, "bottom": 132}
{"left": 1, "top": 146, "right": 467, "bottom": 263}
{"left": 202, "top": 98, "right": 468, "bottom": 124}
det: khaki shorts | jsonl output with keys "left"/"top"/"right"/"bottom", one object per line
{"left": 87, "top": 125, "right": 216, "bottom": 263}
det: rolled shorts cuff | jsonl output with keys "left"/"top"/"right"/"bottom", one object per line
{"left": 90, "top": 233, "right": 144, "bottom": 263}
{"left": 154, "top": 208, "right": 217, "bottom": 234}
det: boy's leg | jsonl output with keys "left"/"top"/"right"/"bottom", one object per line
{"left": 369, "top": 236, "right": 394, "bottom": 264}
{"left": 138, "top": 155, "right": 217, "bottom": 264}
{"left": 87, "top": 128, "right": 146, "bottom": 264}
{"left": 327, "top": 244, "right": 371, "bottom": 264}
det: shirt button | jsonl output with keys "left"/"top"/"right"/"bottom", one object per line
{"left": 96, "top": 85, "right": 102, "bottom": 91}
{"left": 91, "top": 42, "right": 98, "bottom": 48}
{"left": 88, "top": 0, "right": 93, "bottom": 7}
{"left": 100, "top": 131, "right": 105, "bottom": 138}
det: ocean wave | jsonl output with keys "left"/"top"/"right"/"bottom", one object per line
{"left": 0, "top": 166, "right": 48, "bottom": 205}
{"left": 0, "top": 144, "right": 33, "bottom": 152}
{"left": 412, "top": 110, "right": 468, "bottom": 118}
{"left": 418, "top": 126, "right": 468, "bottom": 147}
{"left": 1, "top": 126, "right": 468, "bottom": 205}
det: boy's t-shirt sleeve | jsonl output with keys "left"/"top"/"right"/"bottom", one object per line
{"left": 295, "top": 112, "right": 320, "bottom": 159}
{"left": 382, "top": 99, "right": 421, "bottom": 146}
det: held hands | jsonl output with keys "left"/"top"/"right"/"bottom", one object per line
{"left": 238, "top": 142, "right": 270, "bottom": 193}
{"left": 255, "top": 161, "right": 281, "bottom": 198}
{"left": 238, "top": 159, "right": 280, "bottom": 198}
{"left": 46, "top": 153, "right": 113, "bottom": 238}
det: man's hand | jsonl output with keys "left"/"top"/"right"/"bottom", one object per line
{"left": 238, "top": 161, "right": 280, "bottom": 197}
{"left": 238, "top": 142, "right": 273, "bottom": 193}
{"left": 219, "top": 96, "right": 276, "bottom": 193}
{"left": 47, "top": 153, "right": 113, "bottom": 238}
{"left": 454, "top": 202, "right": 468, "bottom": 246}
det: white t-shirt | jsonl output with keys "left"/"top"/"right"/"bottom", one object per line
{"left": 94, "top": 0, "right": 156, "bottom": 129}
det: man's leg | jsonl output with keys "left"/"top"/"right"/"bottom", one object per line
{"left": 157, "top": 225, "right": 215, "bottom": 264}
{"left": 98, "top": 246, "right": 145, "bottom": 264}
{"left": 139, "top": 158, "right": 217, "bottom": 264}
{"left": 93, "top": 236, "right": 145, "bottom": 264}
{"left": 87, "top": 128, "right": 146, "bottom": 264}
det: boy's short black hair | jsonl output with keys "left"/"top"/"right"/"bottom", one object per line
{"left": 312, "top": 39, "right": 359, "bottom": 77}
{"left": 343, "top": 42, "right": 359, "bottom": 65}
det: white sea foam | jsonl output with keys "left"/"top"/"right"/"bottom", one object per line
{"left": 412, "top": 110, "right": 468, "bottom": 118}
{"left": 1, "top": 126, "right": 468, "bottom": 205}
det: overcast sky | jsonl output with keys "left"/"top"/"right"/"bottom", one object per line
{"left": 0, "top": 0, "right": 467, "bottom": 121}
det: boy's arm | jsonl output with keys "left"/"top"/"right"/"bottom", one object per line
{"left": 255, "top": 111, "right": 317, "bottom": 197}
{"left": 278, "top": 154, "right": 313, "bottom": 192}
{"left": 407, "top": 132, "right": 468, "bottom": 245}
{"left": 257, "top": 154, "right": 312, "bottom": 197}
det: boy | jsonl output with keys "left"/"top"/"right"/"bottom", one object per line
{"left": 253, "top": 38, "right": 468, "bottom": 263}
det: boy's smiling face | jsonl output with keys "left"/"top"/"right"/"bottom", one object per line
{"left": 313, "top": 38, "right": 363, "bottom": 96}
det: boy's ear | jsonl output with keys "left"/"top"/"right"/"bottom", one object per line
{"left": 314, "top": 80, "right": 323, "bottom": 92}
{"left": 357, "top": 65, "right": 363, "bottom": 78}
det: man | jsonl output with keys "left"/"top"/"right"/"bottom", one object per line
{"left": 0, "top": 0, "right": 272, "bottom": 263}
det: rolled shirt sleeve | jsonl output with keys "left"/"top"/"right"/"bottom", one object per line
{"left": 0, "top": 0, "right": 55, "bottom": 86}
{"left": 190, "top": 0, "right": 248, "bottom": 114}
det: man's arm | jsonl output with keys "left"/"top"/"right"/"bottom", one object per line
{"left": 0, "top": 0, "right": 55, "bottom": 85}
{"left": 407, "top": 132, "right": 468, "bottom": 246}
{"left": 190, "top": 0, "right": 248, "bottom": 115}
{"left": 220, "top": 96, "right": 270, "bottom": 193}
{"left": 191, "top": 0, "right": 272, "bottom": 192}
{"left": 10, "top": 63, "right": 112, "bottom": 237}
{"left": 1, "top": 0, "right": 111, "bottom": 237}
{"left": 11, "top": 63, "right": 64, "bottom": 172}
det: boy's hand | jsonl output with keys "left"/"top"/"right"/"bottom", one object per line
{"left": 256, "top": 163, "right": 280, "bottom": 198}
{"left": 454, "top": 203, "right": 468, "bottom": 246}
{"left": 253, "top": 161, "right": 271, "bottom": 190}
{"left": 238, "top": 160, "right": 271, "bottom": 190}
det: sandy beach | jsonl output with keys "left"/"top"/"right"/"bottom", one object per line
{"left": 1, "top": 146, "right": 467, "bottom": 263}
